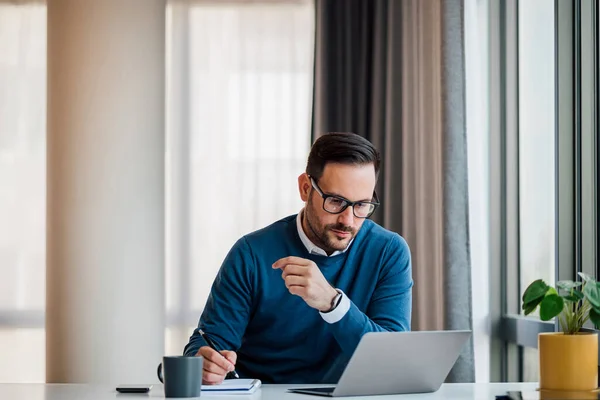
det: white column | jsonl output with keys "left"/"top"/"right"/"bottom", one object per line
{"left": 46, "top": 0, "right": 166, "bottom": 383}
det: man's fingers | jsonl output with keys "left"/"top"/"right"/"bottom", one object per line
{"left": 272, "top": 256, "right": 311, "bottom": 269}
{"left": 284, "top": 275, "right": 308, "bottom": 288}
{"left": 281, "top": 264, "right": 308, "bottom": 278}
{"left": 288, "top": 285, "right": 306, "bottom": 297}
{"left": 202, "top": 370, "right": 225, "bottom": 385}
{"left": 221, "top": 350, "right": 237, "bottom": 365}
{"left": 202, "top": 359, "right": 228, "bottom": 375}
{"left": 199, "top": 346, "right": 235, "bottom": 372}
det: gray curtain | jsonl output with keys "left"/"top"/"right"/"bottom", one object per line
{"left": 312, "top": 0, "right": 474, "bottom": 383}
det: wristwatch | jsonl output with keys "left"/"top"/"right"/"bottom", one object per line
{"left": 323, "top": 289, "right": 343, "bottom": 313}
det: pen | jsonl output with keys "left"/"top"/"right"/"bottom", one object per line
{"left": 198, "top": 329, "right": 240, "bottom": 379}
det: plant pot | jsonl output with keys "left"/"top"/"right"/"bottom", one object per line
{"left": 539, "top": 332, "right": 598, "bottom": 391}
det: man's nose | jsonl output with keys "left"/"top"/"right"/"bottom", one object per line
{"left": 337, "top": 206, "right": 355, "bottom": 227}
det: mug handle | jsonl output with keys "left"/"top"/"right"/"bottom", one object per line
{"left": 157, "top": 363, "right": 163, "bottom": 383}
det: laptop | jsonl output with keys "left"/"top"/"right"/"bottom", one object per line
{"left": 288, "top": 330, "right": 471, "bottom": 397}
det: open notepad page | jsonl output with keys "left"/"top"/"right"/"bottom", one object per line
{"left": 201, "top": 379, "right": 262, "bottom": 394}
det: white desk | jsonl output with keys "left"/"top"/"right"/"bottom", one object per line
{"left": 0, "top": 382, "right": 539, "bottom": 399}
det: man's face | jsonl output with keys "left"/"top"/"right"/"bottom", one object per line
{"left": 299, "top": 163, "right": 377, "bottom": 254}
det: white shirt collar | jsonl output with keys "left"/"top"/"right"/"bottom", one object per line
{"left": 296, "top": 209, "right": 351, "bottom": 257}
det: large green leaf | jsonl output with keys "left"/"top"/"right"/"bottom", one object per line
{"left": 590, "top": 308, "right": 600, "bottom": 329}
{"left": 522, "top": 298, "right": 544, "bottom": 315}
{"left": 523, "top": 301, "right": 539, "bottom": 315}
{"left": 584, "top": 282, "right": 600, "bottom": 309}
{"left": 539, "top": 294, "right": 564, "bottom": 321}
{"left": 522, "top": 279, "right": 550, "bottom": 305}
{"left": 557, "top": 280, "right": 582, "bottom": 291}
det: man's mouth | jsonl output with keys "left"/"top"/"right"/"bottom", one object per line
{"left": 330, "top": 229, "right": 351, "bottom": 237}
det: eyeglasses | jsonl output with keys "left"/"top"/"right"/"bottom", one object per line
{"left": 309, "top": 176, "right": 380, "bottom": 218}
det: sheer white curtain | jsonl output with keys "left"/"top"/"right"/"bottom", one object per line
{"left": 164, "top": 0, "right": 314, "bottom": 354}
{"left": 0, "top": 1, "right": 47, "bottom": 383}
{"left": 0, "top": 0, "right": 314, "bottom": 382}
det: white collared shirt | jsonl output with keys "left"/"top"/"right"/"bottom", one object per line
{"left": 296, "top": 209, "right": 351, "bottom": 324}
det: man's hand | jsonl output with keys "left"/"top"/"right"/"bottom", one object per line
{"left": 272, "top": 256, "right": 338, "bottom": 312}
{"left": 196, "top": 346, "right": 237, "bottom": 385}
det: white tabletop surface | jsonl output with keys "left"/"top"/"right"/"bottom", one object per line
{"left": 0, "top": 382, "right": 540, "bottom": 399}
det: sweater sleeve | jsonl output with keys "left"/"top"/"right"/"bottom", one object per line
{"left": 326, "top": 234, "right": 413, "bottom": 356}
{"left": 183, "top": 237, "right": 254, "bottom": 356}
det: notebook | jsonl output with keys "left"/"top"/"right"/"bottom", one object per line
{"left": 201, "top": 379, "right": 262, "bottom": 394}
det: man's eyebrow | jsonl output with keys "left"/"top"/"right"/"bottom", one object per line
{"left": 322, "top": 189, "right": 373, "bottom": 203}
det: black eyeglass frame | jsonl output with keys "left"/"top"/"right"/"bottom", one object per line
{"left": 308, "top": 176, "right": 380, "bottom": 218}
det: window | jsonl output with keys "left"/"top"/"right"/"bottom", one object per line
{"left": 517, "top": 0, "right": 555, "bottom": 314}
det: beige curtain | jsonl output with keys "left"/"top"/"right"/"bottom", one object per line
{"left": 313, "top": 0, "right": 474, "bottom": 382}
{"left": 399, "top": 0, "right": 446, "bottom": 332}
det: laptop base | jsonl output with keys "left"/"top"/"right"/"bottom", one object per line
{"left": 288, "top": 387, "right": 336, "bottom": 397}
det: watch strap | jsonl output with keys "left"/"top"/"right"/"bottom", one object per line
{"left": 323, "top": 289, "right": 343, "bottom": 313}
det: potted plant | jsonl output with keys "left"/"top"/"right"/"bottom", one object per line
{"left": 522, "top": 272, "right": 599, "bottom": 391}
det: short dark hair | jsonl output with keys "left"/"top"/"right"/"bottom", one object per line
{"left": 306, "top": 132, "right": 381, "bottom": 181}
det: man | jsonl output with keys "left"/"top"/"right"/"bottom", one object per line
{"left": 184, "top": 132, "right": 412, "bottom": 384}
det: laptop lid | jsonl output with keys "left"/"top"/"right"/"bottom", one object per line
{"left": 326, "top": 330, "right": 471, "bottom": 397}
{"left": 289, "top": 330, "right": 471, "bottom": 397}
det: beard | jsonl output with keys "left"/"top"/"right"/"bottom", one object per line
{"left": 303, "top": 197, "right": 357, "bottom": 254}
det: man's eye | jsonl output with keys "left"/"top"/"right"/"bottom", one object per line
{"left": 328, "top": 198, "right": 345, "bottom": 207}
{"left": 355, "top": 202, "right": 368, "bottom": 210}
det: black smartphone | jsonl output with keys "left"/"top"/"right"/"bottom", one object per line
{"left": 116, "top": 384, "right": 153, "bottom": 393}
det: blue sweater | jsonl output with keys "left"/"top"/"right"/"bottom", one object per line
{"left": 183, "top": 214, "right": 412, "bottom": 384}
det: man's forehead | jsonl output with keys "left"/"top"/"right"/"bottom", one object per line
{"left": 318, "top": 164, "right": 376, "bottom": 199}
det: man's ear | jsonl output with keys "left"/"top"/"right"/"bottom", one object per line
{"left": 298, "top": 173, "right": 311, "bottom": 202}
